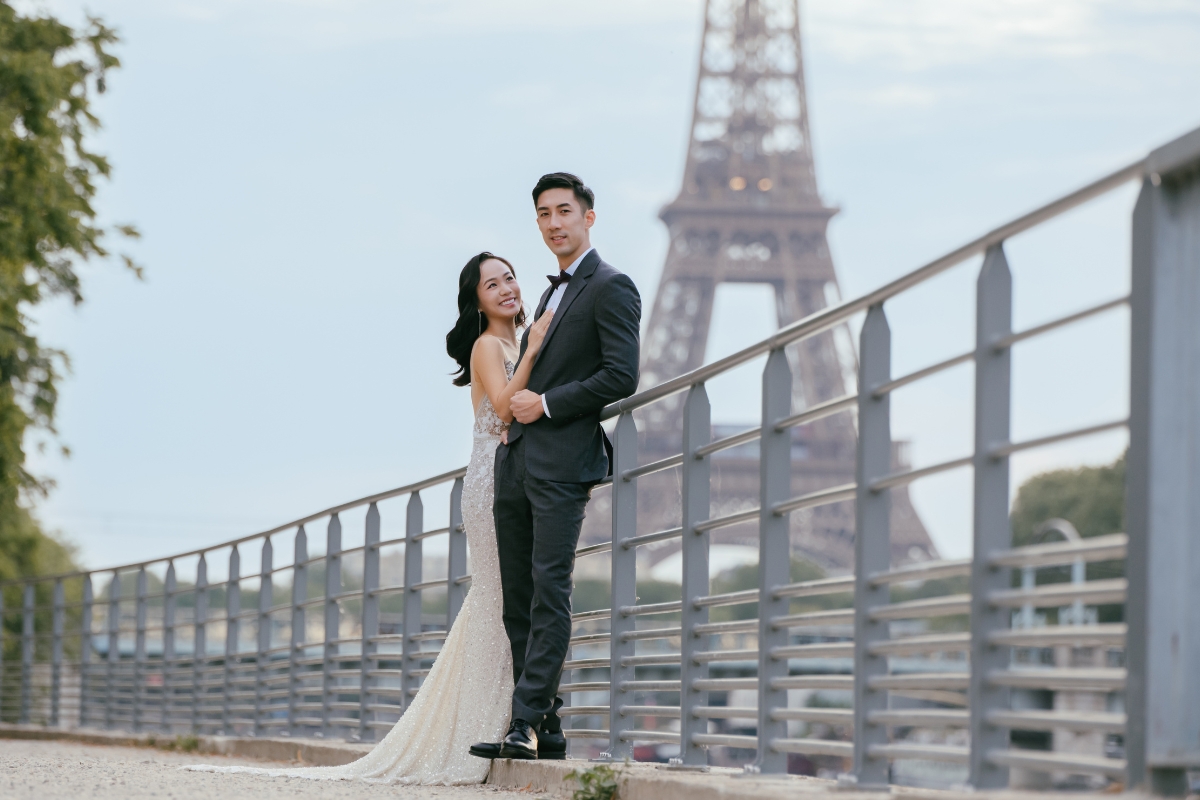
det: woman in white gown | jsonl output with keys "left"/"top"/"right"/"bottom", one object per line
{"left": 187, "top": 252, "right": 553, "bottom": 785}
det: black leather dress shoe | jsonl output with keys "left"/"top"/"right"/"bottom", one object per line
{"left": 469, "top": 727, "right": 565, "bottom": 760}
{"left": 497, "top": 719, "right": 538, "bottom": 760}
{"left": 537, "top": 728, "right": 566, "bottom": 760}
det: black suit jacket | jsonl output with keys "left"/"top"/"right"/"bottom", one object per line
{"left": 506, "top": 249, "right": 641, "bottom": 483}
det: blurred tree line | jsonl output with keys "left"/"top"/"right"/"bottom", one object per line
{"left": 0, "top": 3, "right": 138, "bottom": 593}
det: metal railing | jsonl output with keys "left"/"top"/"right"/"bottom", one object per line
{"left": 3, "top": 124, "right": 1199, "bottom": 794}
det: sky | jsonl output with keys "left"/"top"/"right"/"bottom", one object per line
{"left": 19, "top": 0, "right": 1200, "bottom": 570}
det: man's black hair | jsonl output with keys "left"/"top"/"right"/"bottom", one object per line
{"left": 532, "top": 172, "right": 595, "bottom": 212}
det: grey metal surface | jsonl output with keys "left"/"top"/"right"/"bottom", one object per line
{"left": 1126, "top": 134, "right": 1200, "bottom": 792}
{"left": 607, "top": 412, "right": 638, "bottom": 759}
{"left": 968, "top": 244, "right": 1013, "bottom": 790}
{"left": 678, "top": 385, "right": 711, "bottom": 766}
{"left": 852, "top": 305, "right": 891, "bottom": 788}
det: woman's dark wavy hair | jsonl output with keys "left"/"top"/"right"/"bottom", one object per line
{"left": 446, "top": 251, "right": 525, "bottom": 387}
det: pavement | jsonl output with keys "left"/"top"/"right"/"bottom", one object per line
{"left": 0, "top": 738, "right": 542, "bottom": 800}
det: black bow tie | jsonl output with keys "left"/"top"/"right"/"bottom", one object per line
{"left": 547, "top": 272, "right": 572, "bottom": 290}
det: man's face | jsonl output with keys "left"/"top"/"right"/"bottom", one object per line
{"left": 536, "top": 187, "right": 594, "bottom": 260}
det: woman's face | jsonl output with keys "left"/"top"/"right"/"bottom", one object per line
{"left": 476, "top": 258, "right": 522, "bottom": 322}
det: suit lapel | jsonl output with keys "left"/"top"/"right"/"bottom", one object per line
{"left": 540, "top": 249, "right": 600, "bottom": 350}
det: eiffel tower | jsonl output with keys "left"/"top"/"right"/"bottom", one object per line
{"left": 619, "top": 0, "right": 936, "bottom": 570}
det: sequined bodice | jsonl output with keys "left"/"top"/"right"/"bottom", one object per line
{"left": 473, "top": 360, "right": 514, "bottom": 438}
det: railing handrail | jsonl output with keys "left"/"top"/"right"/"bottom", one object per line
{"left": 0, "top": 155, "right": 1149, "bottom": 586}
{"left": 0, "top": 465, "right": 467, "bottom": 587}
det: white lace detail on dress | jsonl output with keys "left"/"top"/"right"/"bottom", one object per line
{"left": 185, "top": 362, "right": 515, "bottom": 785}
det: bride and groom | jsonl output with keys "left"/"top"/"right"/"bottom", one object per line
{"left": 188, "top": 172, "right": 642, "bottom": 784}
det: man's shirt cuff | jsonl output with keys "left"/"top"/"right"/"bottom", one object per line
{"left": 541, "top": 394, "right": 551, "bottom": 418}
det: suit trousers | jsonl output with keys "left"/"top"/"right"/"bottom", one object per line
{"left": 493, "top": 435, "right": 592, "bottom": 731}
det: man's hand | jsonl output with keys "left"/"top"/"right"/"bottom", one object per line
{"left": 511, "top": 390, "right": 545, "bottom": 424}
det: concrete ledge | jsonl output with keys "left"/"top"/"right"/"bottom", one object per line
{"left": 0, "top": 723, "right": 371, "bottom": 767}
{"left": 1, "top": 725, "right": 1160, "bottom": 800}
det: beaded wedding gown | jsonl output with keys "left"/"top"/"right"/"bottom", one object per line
{"left": 186, "top": 364, "right": 515, "bottom": 784}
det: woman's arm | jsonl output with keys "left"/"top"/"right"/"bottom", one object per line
{"left": 471, "top": 312, "right": 554, "bottom": 422}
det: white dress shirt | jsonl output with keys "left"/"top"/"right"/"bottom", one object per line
{"left": 541, "top": 247, "right": 594, "bottom": 418}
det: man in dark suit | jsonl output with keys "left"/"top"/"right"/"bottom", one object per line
{"left": 470, "top": 173, "right": 641, "bottom": 760}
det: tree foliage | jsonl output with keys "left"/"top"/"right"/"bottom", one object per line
{"left": 0, "top": 3, "right": 137, "bottom": 587}
{"left": 1009, "top": 454, "right": 1125, "bottom": 547}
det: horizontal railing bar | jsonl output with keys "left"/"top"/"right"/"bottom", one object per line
{"left": 770, "top": 642, "right": 855, "bottom": 659}
{"left": 772, "top": 738, "right": 853, "bottom": 757}
{"left": 558, "top": 706, "right": 609, "bottom": 716}
{"left": 869, "top": 709, "right": 967, "bottom": 727}
{"left": 694, "top": 426, "right": 760, "bottom": 458}
{"left": 621, "top": 527, "right": 683, "bottom": 550}
{"left": 572, "top": 609, "right": 612, "bottom": 623}
{"left": 772, "top": 575, "right": 854, "bottom": 599}
{"left": 773, "top": 483, "right": 857, "bottom": 516}
{"left": 620, "top": 627, "right": 682, "bottom": 642}
{"left": 993, "top": 295, "right": 1129, "bottom": 350}
{"left": 775, "top": 394, "right": 857, "bottom": 432}
{"left": 693, "top": 677, "right": 757, "bottom": 691}
{"left": 693, "top": 705, "right": 756, "bottom": 719}
{"left": 772, "top": 675, "right": 854, "bottom": 691}
{"left": 692, "top": 649, "right": 758, "bottom": 664}
{"left": 576, "top": 541, "right": 613, "bottom": 558}
{"left": 621, "top": 654, "right": 681, "bottom": 668}
{"left": 990, "top": 418, "right": 1129, "bottom": 459}
{"left": 771, "top": 609, "right": 855, "bottom": 630}
{"left": 987, "top": 709, "right": 1125, "bottom": 733}
{"left": 771, "top": 708, "right": 853, "bottom": 725}
{"left": 620, "top": 601, "right": 682, "bottom": 617}
{"left": 618, "top": 730, "right": 680, "bottom": 743}
{"left": 693, "top": 589, "right": 757, "bottom": 609}
{"left": 693, "top": 620, "right": 758, "bottom": 636}
{"left": 569, "top": 632, "right": 612, "bottom": 646}
{"left": 987, "top": 749, "right": 1126, "bottom": 779}
{"left": 989, "top": 623, "right": 1125, "bottom": 648}
{"left": 620, "top": 705, "right": 681, "bottom": 717}
{"left": 870, "top": 558, "right": 972, "bottom": 587}
{"left": 989, "top": 533, "right": 1128, "bottom": 568}
{"left": 869, "top": 594, "right": 971, "bottom": 621}
{"left": 870, "top": 456, "right": 974, "bottom": 492}
{"left": 870, "top": 743, "right": 968, "bottom": 764}
{"left": 411, "top": 526, "right": 451, "bottom": 542}
{"left": 694, "top": 733, "right": 758, "bottom": 749}
{"left": 873, "top": 350, "right": 974, "bottom": 398}
{"left": 409, "top": 579, "right": 448, "bottom": 592}
{"left": 622, "top": 453, "right": 683, "bottom": 481}
{"left": 563, "top": 730, "right": 609, "bottom": 739}
{"left": 869, "top": 633, "right": 970, "bottom": 656}
{"left": 989, "top": 578, "right": 1127, "bottom": 608}
{"left": 693, "top": 507, "right": 759, "bottom": 533}
{"left": 870, "top": 672, "right": 969, "bottom": 691}
{"left": 988, "top": 668, "right": 1126, "bottom": 691}
{"left": 619, "top": 680, "right": 680, "bottom": 692}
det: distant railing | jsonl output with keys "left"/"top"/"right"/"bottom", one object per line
{"left": 3, "top": 125, "right": 1199, "bottom": 794}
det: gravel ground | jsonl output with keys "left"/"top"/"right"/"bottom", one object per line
{"left": 1, "top": 739, "right": 543, "bottom": 800}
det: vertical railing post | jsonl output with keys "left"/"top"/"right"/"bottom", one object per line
{"left": 133, "top": 567, "right": 148, "bottom": 731}
{"left": 192, "top": 555, "right": 208, "bottom": 733}
{"left": 607, "top": 412, "right": 638, "bottom": 759}
{"left": 322, "top": 515, "right": 342, "bottom": 737}
{"left": 288, "top": 527, "right": 308, "bottom": 737}
{"left": 446, "top": 479, "right": 467, "bottom": 627}
{"left": 223, "top": 546, "right": 241, "bottom": 735}
{"left": 359, "top": 503, "right": 381, "bottom": 742}
{"left": 968, "top": 244, "right": 1013, "bottom": 790}
{"left": 679, "top": 385, "right": 712, "bottom": 766}
{"left": 106, "top": 571, "right": 119, "bottom": 730}
{"left": 20, "top": 583, "right": 34, "bottom": 724}
{"left": 162, "top": 562, "right": 176, "bottom": 734}
{"left": 79, "top": 575, "right": 93, "bottom": 727}
{"left": 401, "top": 495, "right": 424, "bottom": 712}
{"left": 852, "top": 304, "right": 893, "bottom": 788}
{"left": 254, "top": 537, "right": 273, "bottom": 737}
{"left": 757, "top": 349, "right": 793, "bottom": 773}
{"left": 51, "top": 579, "right": 64, "bottom": 727}
{"left": 1126, "top": 142, "right": 1200, "bottom": 796}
